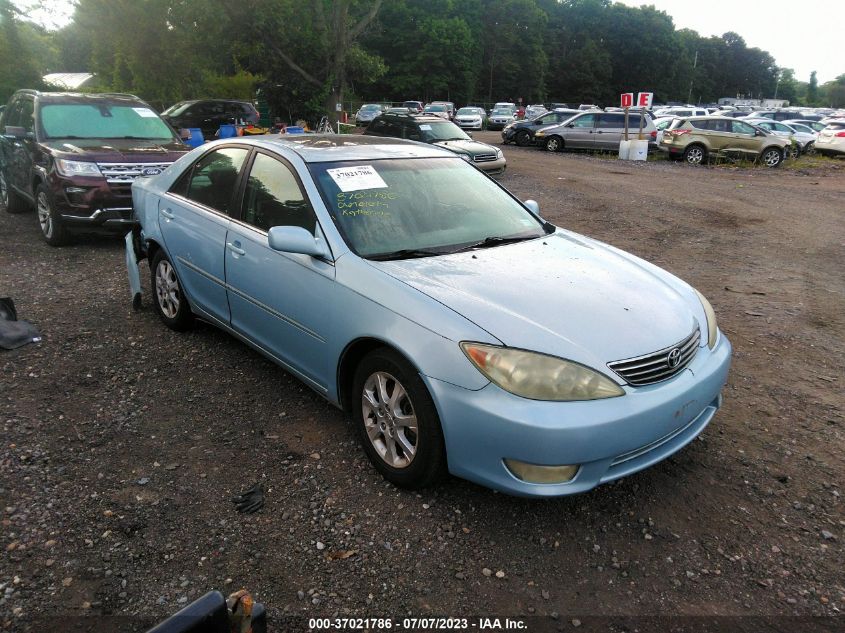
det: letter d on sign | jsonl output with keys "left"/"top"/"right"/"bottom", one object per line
{"left": 620, "top": 93, "right": 633, "bottom": 108}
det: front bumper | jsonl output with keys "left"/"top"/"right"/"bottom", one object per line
{"left": 474, "top": 157, "right": 506, "bottom": 176}
{"left": 456, "top": 120, "right": 483, "bottom": 130}
{"left": 487, "top": 120, "right": 511, "bottom": 131}
{"left": 425, "top": 334, "right": 731, "bottom": 497}
{"left": 49, "top": 173, "right": 138, "bottom": 233}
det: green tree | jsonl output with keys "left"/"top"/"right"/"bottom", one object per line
{"left": 807, "top": 71, "right": 818, "bottom": 105}
{"left": 0, "top": 0, "right": 43, "bottom": 101}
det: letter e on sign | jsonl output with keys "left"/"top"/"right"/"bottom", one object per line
{"left": 620, "top": 93, "right": 634, "bottom": 108}
{"left": 637, "top": 92, "right": 653, "bottom": 108}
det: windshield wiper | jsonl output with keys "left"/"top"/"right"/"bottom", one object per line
{"left": 439, "top": 137, "right": 468, "bottom": 142}
{"left": 452, "top": 235, "right": 538, "bottom": 253}
{"left": 366, "top": 248, "right": 446, "bottom": 261}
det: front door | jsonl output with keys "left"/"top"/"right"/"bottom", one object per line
{"left": 563, "top": 113, "right": 597, "bottom": 149}
{"left": 225, "top": 151, "right": 336, "bottom": 392}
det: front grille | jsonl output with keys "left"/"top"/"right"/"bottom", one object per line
{"left": 608, "top": 328, "right": 700, "bottom": 386}
{"left": 473, "top": 153, "right": 497, "bottom": 163}
{"left": 97, "top": 162, "right": 173, "bottom": 184}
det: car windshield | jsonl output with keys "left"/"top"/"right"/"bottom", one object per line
{"left": 161, "top": 101, "right": 192, "bottom": 116}
{"left": 491, "top": 109, "right": 512, "bottom": 116}
{"left": 457, "top": 108, "right": 479, "bottom": 115}
{"left": 425, "top": 105, "right": 447, "bottom": 112}
{"left": 40, "top": 103, "right": 175, "bottom": 140}
{"left": 417, "top": 120, "right": 470, "bottom": 142}
{"left": 360, "top": 104, "right": 382, "bottom": 112}
{"left": 309, "top": 157, "right": 546, "bottom": 259}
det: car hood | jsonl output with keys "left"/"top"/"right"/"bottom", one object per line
{"left": 42, "top": 138, "right": 189, "bottom": 161}
{"left": 433, "top": 139, "right": 497, "bottom": 155}
{"left": 370, "top": 231, "right": 700, "bottom": 371}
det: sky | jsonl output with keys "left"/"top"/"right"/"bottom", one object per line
{"left": 617, "top": 0, "right": 843, "bottom": 84}
{"left": 14, "top": 0, "right": 844, "bottom": 84}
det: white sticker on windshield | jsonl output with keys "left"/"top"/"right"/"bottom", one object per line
{"left": 327, "top": 165, "right": 388, "bottom": 192}
{"left": 132, "top": 107, "right": 158, "bottom": 118}
{"left": 419, "top": 124, "right": 432, "bottom": 130}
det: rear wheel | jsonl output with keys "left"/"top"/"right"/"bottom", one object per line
{"left": 682, "top": 144, "right": 706, "bottom": 165}
{"left": 544, "top": 136, "right": 563, "bottom": 152}
{"left": 0, "top": 169, "right": 27, "bottom": 214}
{"left": 803, "top": 142, "right": 816, "bottom": 156}
{"left": 35, "top": 183, "right": 70, "bottom": 246}
{"left": 352, "top": 348, "right": 446, "bottom": 489}
{"left": 515, "top": 130, "right": 532, "bottom": 147}
{"left": 760, "top": 147, "right": 783, "bottom": 168}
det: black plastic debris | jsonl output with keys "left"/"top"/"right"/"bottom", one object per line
{"left": 0, "top": 298, "right": 41, "bottom": 350}
{"left": 231, "top": 483, "right": 264, "bottom": 514}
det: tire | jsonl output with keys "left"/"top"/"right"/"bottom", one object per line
{"left": 151, "top": 250, "right": 194, "bottom": 331}
{"left": 786, "top": 144, "right": 799, "bottom": 160}
{"left": 544, "top": 136, "right": 563, "bottom": 152}
{"left": 760, "top": 147, "right": 783, "bottom": 168}
{"left": 0, "top": 169, "right": 27, "bottom": 214}
{"left": 682, "top": 144, "right": 706, "bottom": 165}
{"left": 515, "top": 130, "right": 532, "bottom": 147}
{"left": 35, "top": 183, "right": 71, "bottom": 246}
{"left": 803, "top": 142, "right": 816, "bottom": 157}
{"left": 352, "top": 348, "right": 447, "bottom": 489}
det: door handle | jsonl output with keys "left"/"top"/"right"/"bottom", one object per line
{"left": 161, "top": 208, "right": 175, "bottom": 220}
{"left": 227, "top": 241, "right": 245, "bottom": 256}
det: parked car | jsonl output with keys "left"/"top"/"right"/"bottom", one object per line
{"left": 746, "top": 110, "right": 823, "bottom": 122}
{"left": 454, "top": 107, "right": 487, "bottom": 130}
{"left": 653, "top": 116, "right": 677, "bottom": 145}
{"left": 401, "top": 101, "right": 424, "bottom": 114}
{"left": 524, "top": 104, "right": 547, "bottom": 119}
{"left": 492, "top": 102, "right": 516, "bottom": 114}
{"left": 386, "top": 107, "right": 412, "bottom": 114}
{"left": 127, "top": 134, "right": 731, "bottom": 497}
{"left": 160, "top": 99, "right": 260, "bottom": 138}
{"left": 364, "top": 112, "right": 505, "bottom": 175}
{"left": 501, "top": 109, "right": 579, "bottom": 146}
{"left": 654, "top": 106, "right": 709, "bottom": 118}
{"left": 814, "top": 121, "right": 845, "bottom": 156}
{"left": 783, "top": 119, "right": 826, "bottom": 133}
{"left": 487, "top": 108, "right": 517, "bottom": 131}
{"left": 660, "top": 116, "right": 789, "bottom": 167}
{"left": 745, "top": 118, "right": 816, "bottom": 157}
{"left": 711, "top": 110, "right": 750, "bottom": 118}
{"left": 423, "top": 103, "right": 450, "bottom": 120}
{"left": 0, "top": 90, "right": 189, "bottom": 245}
{"left": 431, "top": 101, "right": 455, "bottom": 119}
{"left": 534, "top": 111, "right": 658, "bottom": 153}
{"left": 354, "top": 103, "right": 387, "bottom": 127}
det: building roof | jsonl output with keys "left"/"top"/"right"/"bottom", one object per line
{"left": 42, "top": 73, "right": 97, "bottom": 90}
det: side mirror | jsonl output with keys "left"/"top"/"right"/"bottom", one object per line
{"left": 268, "top": 225, "right": 332, "bottom": 260}
{"left": 566, "top": 123, "right": 575, "bottom": 128}
{"left": 4, "top": 126, "right": 27, "bottom": 139}
{"left": 524, "top": 199, "right": 541, "bottom": 217}
{"left": 755, "top": 130, "right": 765, "bottom": 136}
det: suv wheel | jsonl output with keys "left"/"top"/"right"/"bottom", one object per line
{"left": 761, "top": 147, "right": 783, "bottom": 168}
{"left": 544, "top": 136, "right": 563, "bottom": 152}
{"left": 515, "top": 130, "right": 532, "bottom": 147}
{"left": 35, "top": 183, "right": 71, "bottom": 246}
{"left": 803, "top": 142, "right": 816, "bottom": 156}
{"left": 683, "top": 144, "right": 706, "bottom": 165}
{"left": 0, "top": 170, "right": 26, "bottom": 214}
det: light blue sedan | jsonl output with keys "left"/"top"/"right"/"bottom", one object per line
{"left": 126, "top": 134, "right": 731, "bottom": 497}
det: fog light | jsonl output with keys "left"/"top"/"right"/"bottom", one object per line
{"left": 504, "top": 459, "right": 579, "bottom": 484}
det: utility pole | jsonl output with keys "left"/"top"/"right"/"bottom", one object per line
{"left": 687, "top": 50, "right": 698, "bottom": 105}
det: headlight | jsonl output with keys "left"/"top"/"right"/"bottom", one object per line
{"left": 458, "top": 153, "right": 472, "bottom": 162}
{"left": 461, "top": 343, "right": 624, "bottom": 401}
{"left": 55, "top": 159, "right": 102, "bottom": 178}
{"left": 534, "top": 130, "right": 546, "bottom": 138}
{"left": 496, "top": 149, "right": 503, "bottom": 159}
{"left": 693, "top": 289, "right": 719, "bottom": 349}
{"left": 504, "top": 122, "right": 514, "bottom": 130}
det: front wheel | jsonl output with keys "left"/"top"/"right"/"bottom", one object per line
{"left": 352, "top": 348, "right": 446, "bottom": 489}
{"left": 544, "top": 136, "right": 563, "bottom": 152}
{"left": 760, "top": 147, "right": 783, "bottom": 168}
{"left": 35, "top": 184, "right": 70, "bottom": 246}
{"left": 515, "top": 130, "right": 532, "bottom": 147}
{"left": 151, "top": 250, "right": 194, "bottom": 330}
{"left": 803, "top": 142, "right": 816, "bottom": 157}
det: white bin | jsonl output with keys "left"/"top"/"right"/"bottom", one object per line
{"left": 630, "top": 139, "right": 648, "bottom": 161}
{"left": 618, "top": 140, "right": 630, "bottom": 160}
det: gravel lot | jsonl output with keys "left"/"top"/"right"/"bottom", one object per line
{"left": 1, "top": 135, "right": 843, "bottom": 632}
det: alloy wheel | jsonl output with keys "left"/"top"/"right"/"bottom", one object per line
{"left": 155, "top": 259, "right": 181, "bottom": 319}
{"left": 361, "top": 371, "right": 418, "bottom": 469}
{"left": 685, "top": 147, "right": 704, "bottom": 165}
{"left": 762, "top": 149, "right": 782, "bottom": 167}
{"left": 37, "top": 191, "right": 52, "bottom": 238}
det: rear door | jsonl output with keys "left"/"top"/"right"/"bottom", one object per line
{"left": 595, "top": 113, "right": 628, "bottom": 149}
{"left": 2, "top": 95, "right": 36, "bottom": 201}
{"left": 159, "top": 145, "right": 250, "bottom": 324}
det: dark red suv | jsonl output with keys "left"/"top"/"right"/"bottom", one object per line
{"left": 0, "top": 90, "right": 189, "bottom": 245}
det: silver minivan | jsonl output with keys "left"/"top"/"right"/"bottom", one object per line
{"left": 533, "top": 111, "right": 658, "bottom": 152}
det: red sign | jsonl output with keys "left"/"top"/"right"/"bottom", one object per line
{"left": 620, "top": 93, "right": 633, "bottom": 108}
{"left": 637, "top": 92, "right": 653, "bottom": 108}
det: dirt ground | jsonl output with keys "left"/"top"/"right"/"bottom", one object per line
{"left": 1, "top": 135, "right": 843, "bottom": 633}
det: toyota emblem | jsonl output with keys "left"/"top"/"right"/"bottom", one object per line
{"left": 667, "top": 348, "right": 682, "bottom": 368}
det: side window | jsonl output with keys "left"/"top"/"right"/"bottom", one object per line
{"left": 176, "top": 147, "right": 249, "bottom": 213}
{"left": 405, "top": 123, "right": 422, "bottom": 141}
{"left": 731, "top": 121, "right": 756, "bottom": 135}
{"left": 241, "top": 153, "right": 316, "bottom": 234}
{"left": 598, "top": 113, "right": 625, "bottom": 128}
{"left": 571, "top": 114, "right": 596, "bottom": 128}
{"left": 539, "top": 114, "right": 557, "bottom": 125}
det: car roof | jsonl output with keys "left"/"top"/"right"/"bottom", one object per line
{"left": 26, "top": 91, "right": 144, "bottom": 104}
{"left": 245, "top": 134, "right": 452, "bottom": 163}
